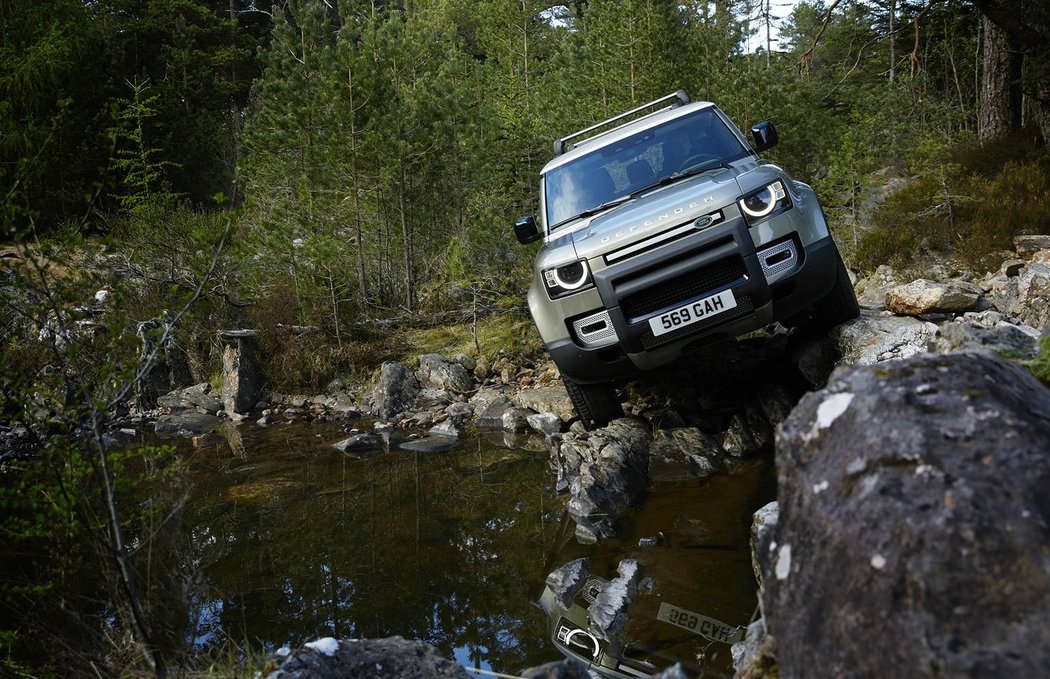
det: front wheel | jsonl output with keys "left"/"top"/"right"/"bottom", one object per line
{"left": 562, "top": 376, "right": 623, "bottom": 431}
{"left": 811, "top": 251, "right": 860, "bottom": 333}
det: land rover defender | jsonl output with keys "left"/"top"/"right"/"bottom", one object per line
{"left": 514, "top": 91, "right": 859, "bottom": 428}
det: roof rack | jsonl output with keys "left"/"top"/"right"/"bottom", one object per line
{"left": 552, "top": 90, "right": 691, "bottom": 157}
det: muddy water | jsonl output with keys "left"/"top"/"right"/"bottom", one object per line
{"left": 164, "top": 420, "right": 774, "bottom": 676}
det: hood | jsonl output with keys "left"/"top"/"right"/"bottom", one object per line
{"left": 570, "top": 168, "right": 742, "bottom": 260}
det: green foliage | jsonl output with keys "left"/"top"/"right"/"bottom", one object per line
{"left": 1031, "top": 336, "right": 1050, "bottom": 386}
{"left": 856, "top": 140, "right": 1050, "bottom": 272}
{"left": 111, "top": 80, "right": 183, "bottom": 213}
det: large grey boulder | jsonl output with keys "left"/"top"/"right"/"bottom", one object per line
{"left": 884, "top": 278, "right": 980, "bottom": 315}
{"left": 762, "top": 351, "right": 1050, "bottom": 678}
{"left": 831, "top": 314, "right": 939, "bottom": 366}
{"left": 552, "top": 418, "right": 651, "bottom": 543}
{"left": 265, "top": 636, "right": 468, "bottom": 678}
{"left": 416, "top": 353, "right": 474, "bottom": 393}
{"left": 370, "top": 362, "right": 420, "bottom": 420}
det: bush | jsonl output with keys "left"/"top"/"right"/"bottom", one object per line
{"left": 855, "top": 141, "right": 1050, "bottom": 274}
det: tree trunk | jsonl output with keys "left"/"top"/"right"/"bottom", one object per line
{"left": 979, "top": 15, "right": 1022, "bottom": 140}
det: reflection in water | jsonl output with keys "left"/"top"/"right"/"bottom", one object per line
{"left": 538, "top": 458, "right": 776, "bottom": 677}
{"left": 143, "top": 420, "right": 773, "bottom": 676}
{"left": 165, "top": 421, "right": 562, "bottom": 672}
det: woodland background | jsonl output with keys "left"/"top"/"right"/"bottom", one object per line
{"left": 5, "top": 0, "right": 1049, "bottom": 373}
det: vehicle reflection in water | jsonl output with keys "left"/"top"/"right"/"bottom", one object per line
{"left": 537, "top": 457, "right": 775, "bottom": 677}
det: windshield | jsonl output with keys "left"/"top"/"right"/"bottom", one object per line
{"left": 543, "top": 108, "right": 749, "bottom": 231}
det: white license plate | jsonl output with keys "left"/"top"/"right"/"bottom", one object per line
{"left": 648, "top": 289, "right": 737, "bottom": 336}
{"left": 656, "top": 602, "right": 744, "bottom": 644}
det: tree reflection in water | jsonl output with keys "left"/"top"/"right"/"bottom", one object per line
{"left": 167, "top": 421, "right": 562, "bottom": 672}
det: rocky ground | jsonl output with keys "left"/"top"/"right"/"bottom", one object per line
{"left": 3, "top": 236, "right": 1048, "bottom": 677}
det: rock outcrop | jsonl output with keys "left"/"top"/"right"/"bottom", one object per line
{"left": 760, "top": 351, "right": 1050, "bottom": 677}
{"left": 551, "top": 418, "right": 651, "bottom": 543}
{"left": 370, "top": 362, "right": 420, "bottom": 420}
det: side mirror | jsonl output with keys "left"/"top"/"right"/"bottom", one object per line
{"left": 515, "top": 216, "right": 541, "bottom": 245}
{"left": 751, "top": 121, "right": 779, "bottom": 152}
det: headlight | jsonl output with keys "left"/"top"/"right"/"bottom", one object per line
{"left": 543, "top": 260, "right": 593, "bottom": 298}
{"left": 739, "top": 180, "right": 790, "bottom": 220}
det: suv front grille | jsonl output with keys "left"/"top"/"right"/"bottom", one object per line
{"left": 639, "top": 296, "right": 754, "bottom": 349}
{"left": 619, "top": 256, "right": 746, "bottom": 321}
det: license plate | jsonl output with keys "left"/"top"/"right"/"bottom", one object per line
{"left": 648, "top": 289, "right": 737, "bottom": 337}
{"left": 656, "top": 602, "right": 744, "bottom": 644}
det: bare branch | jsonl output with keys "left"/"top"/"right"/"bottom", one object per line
{"left": 797, "top": 0, "right": 845, "bottom": 74}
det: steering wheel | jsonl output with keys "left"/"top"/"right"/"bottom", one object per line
{"left": 679, "top": 154, "right": 718, "bottom": 172}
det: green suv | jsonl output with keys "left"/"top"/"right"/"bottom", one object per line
{"left": 515, "top": 91, "right": 858, "bottom": 428}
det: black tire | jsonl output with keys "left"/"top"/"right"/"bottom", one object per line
{"left": 811, "top": 251, "right": 860, "bottom": 333}
{"left": 562, "top": 376, "right": 623, "bottom": 430}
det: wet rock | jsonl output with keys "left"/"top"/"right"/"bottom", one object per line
{"left": 502, "top": 406, "right": 534, "bottom": 434}
{"left": 521, "top": 661, "right": 591, "bottom": 679}
{"left": 526, "top": 411, "right": 564, "bottom": 437}
{"left": 371, "top": 362, "right": 420, "bottom": 420}
{"left": 153, "top": 411, "right": 218, "bottom": 438}
{"left": 721, "top": 402, "right": 773, "bottom": 458}
{"left": 399, "top": 435, "right": 457, "bottom": 453}
{"left": 749, "top": 501, "right": 778, "bottom": 591}
{"left": 545, "top": 558, "right": 590, "bottom": 609}
{"left": 553, "top": 418, "right": 650, "bottom": 543}
{"left": 373, "top": 423, "right": 402, "bottom": 451}
{"left": 884, "top": 279, "right": 980, "bottom": 315}
{"left": 831, "top": 314, "right": 939, "bottom": 366}
{"left": 475, "top": 395, "right": 512, "bottom": 429}
{"left": 762, "top": 352, "right": 1050, "bottom": 678}
{"left": 649, "top": 427, "right": 725, "bottom": 481}
{"left": 265, "top": 636, "right": 468, "bottom": 678}
{"left": 428, "top": 420, "right": 461, "bottom": 438}
{"left": 331, "top": 433, "right": 378, "bottom": 455}
{"left": 513, "top": 386, "right": 576, "bottom": 422}
{"left": 588, "top": 559, "right": 641, "bottom": 641}
{"left": 1014, "top": 234, "right": 1050, "bottom": 258}
{"left": 416, "top": 353, "right": 475, "bottom": 393}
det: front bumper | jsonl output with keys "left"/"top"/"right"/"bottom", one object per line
{"left": 548, "top": 214, "right": 839, "bottom": 384}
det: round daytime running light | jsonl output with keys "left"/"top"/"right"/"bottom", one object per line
{"left": 740, "top": 181, "right": 786, "bottom": 218}
{"left": 552, "top": 260, "right": 590, "bottom": 290}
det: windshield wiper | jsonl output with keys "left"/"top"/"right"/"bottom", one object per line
{"left": 551, "top": 195, "right": 633, "bottom": 230}
{"left": 629, "top": 160, "right": 733, "bottom": 198}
